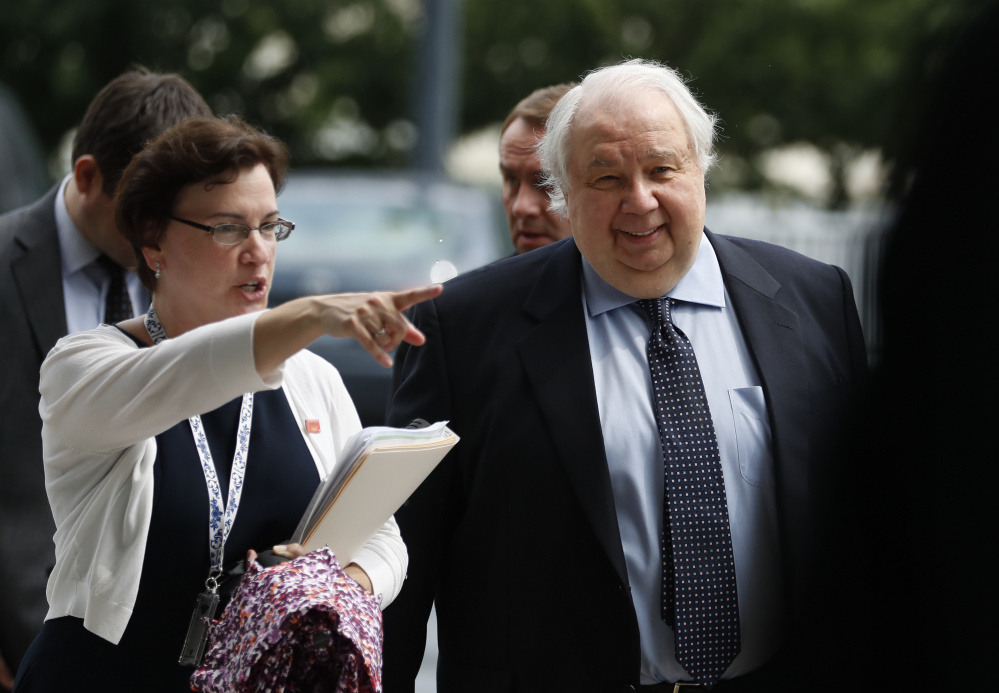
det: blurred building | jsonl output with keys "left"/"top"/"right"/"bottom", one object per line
{"left": 0, "top": 82, "right": 49, "bottom": 214}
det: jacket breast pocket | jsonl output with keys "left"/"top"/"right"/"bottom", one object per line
{"left": 728, "top": 386, "right": 775, "bottom": 487}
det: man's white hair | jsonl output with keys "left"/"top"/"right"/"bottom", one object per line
{"left": 537, "top": 58, "right": 718, "bottom": 218}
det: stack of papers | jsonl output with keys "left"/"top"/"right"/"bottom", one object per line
{"left": 290, "top": 421, "right": 459, "bottom": 565}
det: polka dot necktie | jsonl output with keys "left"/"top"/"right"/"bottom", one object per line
{"left": 96, "top": 255, "right": 134, "bottom": 325}
{"left": 639, "top": 297, "right": 741, "bottom": 688}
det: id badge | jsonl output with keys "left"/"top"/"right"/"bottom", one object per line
{"left": 178, "top": 590, "right": 219, "bottom": 666}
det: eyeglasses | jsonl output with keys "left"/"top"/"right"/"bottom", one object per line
{"left": 170, "top": 216, "right": 295, "bottom": 246}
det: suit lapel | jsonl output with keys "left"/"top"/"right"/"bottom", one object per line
{"left": 511, "top": 233, "right": 816, "bottom": 591}
{"left": 10, "top": 188, "right": 68, "bottom": 358}
{"left": 708, "top": 231, "right": 811, "bottom": 594}
{"left": 516, "top": 241, "right": 630, "bottom": 585}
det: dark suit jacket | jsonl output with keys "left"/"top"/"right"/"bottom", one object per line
{"left": 383, "top": 232, "right": 867, "bottom": 693}
{"left": 0, "top": 187, "right": 65, "bottom": 673}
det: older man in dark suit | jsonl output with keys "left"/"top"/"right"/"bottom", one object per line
{"left": 0, "top": 68, "right": 209, "bottom": 687}
{"left": 382, "top": 58, "right": 866, "bottom": 692}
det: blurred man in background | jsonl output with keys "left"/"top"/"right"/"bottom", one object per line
{"left": 0, "top": 67, "right": 210, "bottom": 687}
{"left": 499, "top": 83, "right": 574, "bottom": 254}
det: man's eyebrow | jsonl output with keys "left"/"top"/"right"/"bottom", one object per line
{"left": 584, "top": 157, "right": 614, "bottom": 171}
{"left": 644, "top": 147, "right": 683, "bottom": 163}
{"left": 586, "top": 149, "right": 683, "bottom": 170}
{"left": 584, "top": 147, "right": 686, "bottom": 171}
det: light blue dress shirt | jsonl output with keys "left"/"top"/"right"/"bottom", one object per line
{"left": 55, "top": 176, "right": 148, "bottom": 334}
{"left": 581, "top": 233, "right": 787, "bottom": 684}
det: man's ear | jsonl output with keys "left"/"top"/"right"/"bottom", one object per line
{"left": 73, "top": 155, "right": 106, "bottom": 197}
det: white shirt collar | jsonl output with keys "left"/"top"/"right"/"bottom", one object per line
{"left": 55, "top": 174, "right": 102, "bottom": 276}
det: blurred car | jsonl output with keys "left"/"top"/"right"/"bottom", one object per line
{"left": 270, "top": 169, "right": 510, "bottom": 425}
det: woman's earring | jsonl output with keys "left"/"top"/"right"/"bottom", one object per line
{"left": 154, "top": 262, "right": 161, "bottom": 280}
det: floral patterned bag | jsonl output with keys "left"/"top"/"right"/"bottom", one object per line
{"left": 190, "top": 547, "right": 382, "bottom": 693}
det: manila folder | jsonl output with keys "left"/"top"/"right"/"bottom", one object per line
{"left": 298, "top": 427, "right": 458, "bottom": 564}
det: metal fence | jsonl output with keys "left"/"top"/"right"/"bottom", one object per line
{"left": 705, "top": 194, "right": 890, "bottom": 363}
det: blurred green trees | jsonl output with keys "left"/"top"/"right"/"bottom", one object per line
{"left": 0, "top": 0, "right": 976, "bottom": 202}
{"left": 2, "top": 0, "right": 421, "bottom": 170}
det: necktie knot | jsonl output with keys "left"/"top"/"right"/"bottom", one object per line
{"left": 638, "top": 297, "right": 671, "bottom": 328}
{"left": 96, "top": 255, "right": 133, "bottom": 324}
{"left": 95, "top": 254, "right": 122, "bottom": 278}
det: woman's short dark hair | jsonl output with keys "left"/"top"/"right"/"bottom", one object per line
{"left": 115, "top": 115, "right": 290, "bottom": 290}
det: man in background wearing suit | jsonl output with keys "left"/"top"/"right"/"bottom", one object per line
{"left": 499, "top": 83, "right": 574, "bottom": 255}
{"left": 0, "top": 68, "right": 210, "bottom": 687}
{"left": 383, "top": 59, "right": 867, "bottom": 692}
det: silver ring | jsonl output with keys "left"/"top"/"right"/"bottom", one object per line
{"left": 373, "top": 327, "right": 388, "bottom": 339}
